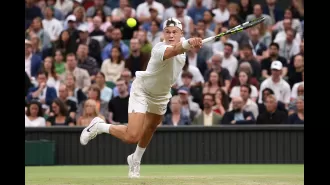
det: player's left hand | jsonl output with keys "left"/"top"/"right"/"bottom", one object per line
{"left": 188, "top": 38, "right": 202, "bottom": 48}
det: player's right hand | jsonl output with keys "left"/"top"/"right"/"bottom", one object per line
{"left": 188, "top": 38, "right": 202, "bottom": 48}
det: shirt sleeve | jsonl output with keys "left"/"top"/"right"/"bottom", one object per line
{"left": 151, "top": 43, "right": 172, "bottom": 61}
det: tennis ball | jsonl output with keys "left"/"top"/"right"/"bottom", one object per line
{"left": 126, "top": 18, "right": 137, "bottom": 28}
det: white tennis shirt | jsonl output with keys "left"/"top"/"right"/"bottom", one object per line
{"left": 136, "top": 42, "right": 186, "bottom": 96}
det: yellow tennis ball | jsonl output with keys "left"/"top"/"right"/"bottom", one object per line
{"left": 127, "top": 18, "right": 137, "bottom": 28}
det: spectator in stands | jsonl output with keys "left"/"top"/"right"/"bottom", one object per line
{"left": 261, "top": 43, "right": 288, "bottom": 79}
{"left": 175, "top": 71, "right": 203, "bottom": 107}
{"left": 219, "top": 43, "right": 238, "bottom": 77}
{"left": 212, "top": 0, "right": 229, "bottom": 24}
{"left": 187, "top": 0, "right": 208, "bottom": 24}
{"left": 142, "top": 7, "right": 162, "bottom": 32}
{"left": 26, "top": 17, "right": 52, "bottom": 49}
{"left": 212, "top": 27, "right": 239, "bottom": 57}
{"left": 274, "top": 18, "right": 301, "bottom": 44}
{"left": 108, "top": 78, "right": 129, "bottom": 124}
{"left": 72, "top": 6, "right": 88, "bottom": 28}
{"left": 26, "top": 0, "right": 44, "bottom": 30}
{"left": 187, "top": 0, "right": 215, "bottom": 10}
{"left": 136, "top": 0, "right": 165, "bottom": 24}
{"left": 146, "top": 20, "right": 162, "bottom": 47}
{"left": 61, "top": 53, "right": 91, "bottom": 93}
{"left": 288, "top": 83, "right": 303, "bottom": 115}
{"left": 102, "top": 28, "right": 130, "bottom": 60}
{"left": 230, "top": 71, "right": 258, "bottom": 102}
{"left": 163, "top": 0, "right": 187, "bottom": 21}
{"left": 248, "top": 27, "right": 268, "bottom": 62}
{"left": 45, "top": 0, "right": 65, "bottom": 21}
{"left": 42, "top": 6, "right": 63, "bottom": 42}
{"left": 112, "top": 69, "right": 132, "bottom": 97}
{"left": 77, "top": 84, "right": 109, "bottom": 121}
{"left": 230, "top": 62, "right": 259, "bottom": 90}
{"left": 288, "top": 96, "right": 304, "bottom": 124}
{"left": 46, "top": 98, "right": 75, "bottom": 126}
{"left": 256, "top": 95, "right": 287, "bottom": 124}
{"left": 213, "top": 89, "right": 229, "bottom": 116}
{"left": 204, "top": 54, "right": 232, "bottom": 94}
{"left": 291, "top": 72, "right": 304, "bottom": 101}
{"left": 64, "top": 73, "right": 87, "bottom": 104}
{"left": 256, "top": 22, "right": 272, "bottom": 48}
{"left": 89, "top": 12, "right": 111, "bottom": 34}
{"left": 224, "top": 2, "right": 240, "bottom": 27}
{"left": 239, "top": 44, "right": 261, "bottom": 80}
{"left": 203, "top": 10, "right": 216, "bottom": 33}
{"left": 163, "top": 95, "right": 191, "bottom": 126}
{"left": 258, "top": 61, "right": 291, "bottom": 107}
{"left": 238, "top": 0, "right": 252, "bottom": 21}
{"left": 76, "top": 25, "right": 102, "bottom": 66}
{"left": 77, "top": 99, "right": 106, "bottom": 126}
{"left": 273, "top": 8, "right": 302, "bottom": 36}
{"left": 29, "top": 34, "right": 48, "bottom": 59}
{"left": 111, "top": 0, "right": 136, "bottom": 22}
{"left": 229, "top": 84, "right": 259, "bottom": 118}
{"left": 177, "top": 58, "right": 204, "bottom": 88}
{"left": 53, "top": 30, "right": 77, "bottom": 56}
{"left": 25, "top": 101, "right": 46, "bottom": 127}
{"left": 125, "top": 38, "right": 150, "bottom": 77}
{"left": 41, "top": 56, "right": 61, "bottom": 93}
{"left": 76, "top": 43, "right": 99, "bottom": 79}
{"left": 175, "top": 1, "right": 194, "bottom": 38}
{"left": 25, "top": 40, "right": 43, "bottom": 78}
{"left": 178, "top": 86, "right": 201, "bottom": 122}
{"left": 27, "top": 71, "right": 58, "bottom": 111}
{"left": 101, "top": 26, "right": 114, "bottom": 48}
{"left": 193, "top": 93, "right": 222, "bottom": 125}
{"left": 288, "top": 54, "right": 303, "bottom": 87}
{"left": 203, "top": 71, "right": 223, "bottom": 95}
{"left": 86, "top": 0, "right": 112, "bottom": 19}
{"left": 54, "top": 50, "right": 66, "bottom": 75}
{"left": 228, "top": 15, "right": 250, "bottom": 46}
{"left": 55, "top": 0, "right": 73, "bottom": 16}
{"left": 58, "top": 84, "right": 77, "bottom": 120}
{"left": 95, "top": 72, "right": 113, "bottom": 103}
{"left": 101, "top": 45, "right": 125, "bottom": 82}
{"left": 263, "top": 0, "right": 284, "bottom": 24}
{"left": 196, "top": 20, "right": 215, "bottom": 40}
{"left": 257, "top": 88, "right": 286, "bottom": 115}
{"left": 246, "top": 4, "right": 272, "bottom": 29}
{"left": 222, "top": 96, "right": 255, "bottom": 124}
{"left": 65, "top": 0, "right": 83, "bottom": 18}
{"left": 275, "top": 29, "right": 300, "bottom": 62}
{"left": 137, "top": 30, "right": 152, "bottom": 54}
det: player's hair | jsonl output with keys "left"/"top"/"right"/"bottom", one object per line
{"left": 26, "top": 100, "right": 44, "bottom": 117}
{"left": 240, "top": 84, "right": 252, "bottom": 94}
{"left": 52, "top": 98, "right": 69, "bottom": 116}
{"left": 269, "top": 42, "right": 279, "bottom": 49}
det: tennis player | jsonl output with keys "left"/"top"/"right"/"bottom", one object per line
{"left": 80, "top": 18, "right": 203, "bottom": 178}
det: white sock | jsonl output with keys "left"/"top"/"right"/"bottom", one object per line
{"left": 133, "top": 145, "right": 146, "bottom": 162}
{"left": 98, "top": 122, "right": 111, "bottom": 134}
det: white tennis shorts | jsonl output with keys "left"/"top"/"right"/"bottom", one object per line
{"left": 128, "top": 77, "right": 171, "bottom": 115}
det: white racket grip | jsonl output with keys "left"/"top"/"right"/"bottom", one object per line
{"left": 202, "top": 36, "right": 216, "bottom": 44}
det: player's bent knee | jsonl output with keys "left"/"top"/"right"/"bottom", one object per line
{"left": 124, "top": 134, "right": 141, "bottom": 144}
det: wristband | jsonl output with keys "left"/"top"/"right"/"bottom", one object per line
{"left": 182, "top": 40, "right": 191, "bottom": 50}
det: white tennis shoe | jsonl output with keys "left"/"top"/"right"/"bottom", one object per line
{"left": 80, "top": 117, "right": 104, "bottom": 145}
{"left": 127, "top": 154, "right": 141, "bottom": 178}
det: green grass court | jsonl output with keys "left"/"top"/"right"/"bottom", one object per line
{"left": 25, "top": 164, "right": 304, "bottom": 185}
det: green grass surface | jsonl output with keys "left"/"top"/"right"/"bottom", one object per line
{"left": 25, "top": 164, "right": 304, "bottom": 185}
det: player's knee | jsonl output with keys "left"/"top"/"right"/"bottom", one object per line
{"left": 124, "top": 132, "right": 140, "bottom": 144}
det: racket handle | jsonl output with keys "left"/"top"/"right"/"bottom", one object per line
{"left": 202, "top": 36, "right": 215, "bottom": 44}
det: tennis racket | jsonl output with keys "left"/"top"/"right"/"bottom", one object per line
{"left": 202, "top": 17, "right": 266, "bottom": 44}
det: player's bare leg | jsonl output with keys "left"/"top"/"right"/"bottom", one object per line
{"left": 127, "top": 112, "right": 163, "bottom": 178}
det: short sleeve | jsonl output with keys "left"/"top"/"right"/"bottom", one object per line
{"left": 151, "top": 43, "right": 172, "bottom": 61}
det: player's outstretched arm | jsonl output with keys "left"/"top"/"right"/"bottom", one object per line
{"left": 163, "top": 38, "right": 202, "bottom": 60}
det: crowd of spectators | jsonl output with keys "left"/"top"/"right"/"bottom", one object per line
{"left": 25, "top": 0, "right": 304, "bottom": 127}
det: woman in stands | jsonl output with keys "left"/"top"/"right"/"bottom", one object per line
{"left": 41, "top": 56, "right": 61, "bottom": 94}
{"left": 25, "top": 101, "right": 46, "bottom": 127}
{"left": 162, "top": 96, "right": 191, "bottom": 126}
{"left": 77, "top": 99, "right": 105, "bottom": 126}
{"left": 203, "top": 71, "right": 223, "bottom": 95}
{"left": 288, "top": 96, "right": 304, "bottom": 124}
{"left": 101, "top": 45, "right": 125, "bottom": 82}
{"left": 230, "top": 71, "right": 258, "bottom": 102}
{"left": 213, "top": 88, "right": 230, "bottom": 116}
{"left": 46, "top": 98, "right": 75, "bottom": 126}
